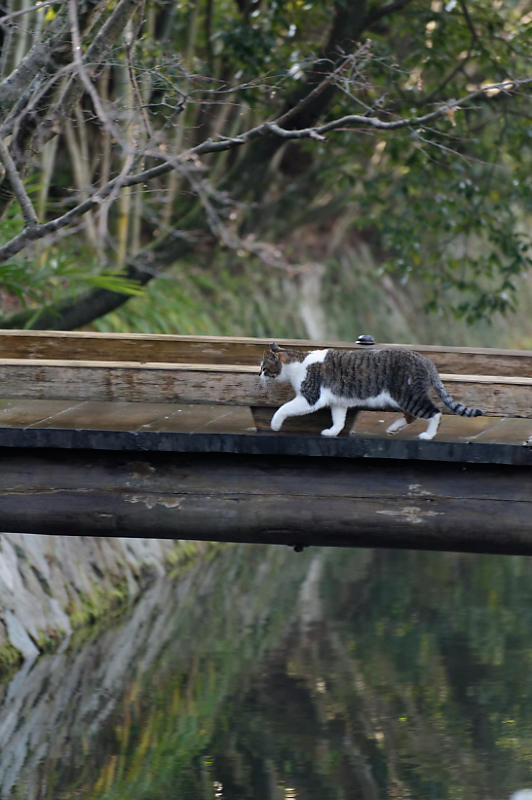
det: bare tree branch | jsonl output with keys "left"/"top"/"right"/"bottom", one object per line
{"left": 273, "top": 52, "right": 359, "bottom": 130}
{"left": 67, "top": 0, "right": 122, "bottom": 142}
{"left": 183, "top": 76, "right": 532, "bottom": 161}
{"left": 0, "top": 138, "right": 38, "bottom": 225}
{"left": 51, "top": 0, "right": 144, "bottom": 125}
{"left": 0, "top": 10, "right": 69, "bottom": 111}
{"left": 0, "top": 0, "right": 528, "bottom": 335}
{"left": 0, "top": 0, "right": 144, "bottom": 221}
{"left": 0, "top": 0, "right": 64, "bottom": 24}
{"left": 0, "top": 74, "right": 528, "bottom": 267}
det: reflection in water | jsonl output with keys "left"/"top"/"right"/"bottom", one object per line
{"left": 1, "top": 544, "right": 532, "bottom": 799}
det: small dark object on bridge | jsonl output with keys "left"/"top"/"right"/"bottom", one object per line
{"left": 293, "top": 543, "right": 305, "bottom": 553}
{"left": 356, "top": 334, "right": 376, "bottom": 345}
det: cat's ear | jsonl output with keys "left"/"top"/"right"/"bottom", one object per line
{"left": 270, "top": 342, "right": 287, "bottom": 363}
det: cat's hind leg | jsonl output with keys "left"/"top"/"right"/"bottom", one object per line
{"left": 321, "top": 405, "right": 347, "bottom": 437}
{"left": 386, "top": 413, "right": 415, "bottom": 435}
{"left": 396, "top": 395, "right": 441, "bottom": 441}
{"left": 418, "top": 412, "right": 441, "bottom": 440}
{"left": 271, "top": 396, "right": 320, "bottom": 431}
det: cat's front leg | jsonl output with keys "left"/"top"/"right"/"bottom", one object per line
{"left": 321, "top": 405, "right": 347, "bottom": 437}
{"left": 270, "top": 396, "right": 315, "bottom": 431}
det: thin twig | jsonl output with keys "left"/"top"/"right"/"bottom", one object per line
{"left": 0, "top": 0, "right": 64, "bottom": 24}
{"left": 55, "top": 0, "right": 143, "bottom": 121}
{"left": 125, "top": 0, "right": 153, "bottom": 141}
{"left": 273, "top": 53, "right": 356, "bottom": 128}
{"left": 67, "top": 0, "right": 123, "bottom": 142}
{"left": 0, "top": 138, "right": 38, "bottom": 225}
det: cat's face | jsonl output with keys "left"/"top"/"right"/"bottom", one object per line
{"left": 260, "top": 343, "right": 303, "bottom": 382}
{"left": 259, "top": 347, "right": 283, "bottom": 380}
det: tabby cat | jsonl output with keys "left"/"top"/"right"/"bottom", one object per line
{"left": 259, "top": 342, "right": 482, "bottom": 440}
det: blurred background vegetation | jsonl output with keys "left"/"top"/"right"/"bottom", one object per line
{"left": 0, "top": 0, "right": 530, "bottom": 346}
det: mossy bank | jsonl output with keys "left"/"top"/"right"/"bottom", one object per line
{"left": 0, "top": 534, "right": 195, "bottom": 675}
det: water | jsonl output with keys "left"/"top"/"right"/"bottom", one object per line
{"left": 2, "top": 544, "right": 532, "bottom": 799}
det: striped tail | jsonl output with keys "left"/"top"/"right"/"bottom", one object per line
{"left": 432, "top": 374, "right": 483, "bottom": 417}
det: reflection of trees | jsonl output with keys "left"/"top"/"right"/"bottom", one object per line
{"left": 3, "top": 545, "right": 532, "bottom": 798}
{"left": 205, "top": 549, "right": 532, "bottom": 800}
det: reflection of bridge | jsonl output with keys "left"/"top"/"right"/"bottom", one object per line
{"left": 0, "top": 331, "right": 531, "bottom": 554}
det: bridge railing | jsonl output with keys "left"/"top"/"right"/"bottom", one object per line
{"left": 0, "top": 329, "right": 531, "bottom": 375}
{"left": 0, "top": 331, "right": 530, "bottom": 422}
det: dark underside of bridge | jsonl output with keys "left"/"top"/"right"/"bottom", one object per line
{"left": 1, "top": 399, "right": 531, "bottom": 555}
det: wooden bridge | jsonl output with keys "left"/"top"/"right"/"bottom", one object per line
{"left": 0, "top": 330, "right": 531, "bottom": 555}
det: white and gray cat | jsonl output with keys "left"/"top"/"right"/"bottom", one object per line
{"left": 259, "top": 342, "right": 482, "bottom": 440}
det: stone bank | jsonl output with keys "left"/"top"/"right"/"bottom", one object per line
{"left": 0, "top": 534, "right": 178, "bottom": 670}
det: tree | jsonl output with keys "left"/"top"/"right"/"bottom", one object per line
{"left": 0, "top": 0, "right": 530, "bottom": 330}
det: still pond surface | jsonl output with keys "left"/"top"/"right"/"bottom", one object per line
{"left": 1, "top": 544, "right": 532, "bottom": 800}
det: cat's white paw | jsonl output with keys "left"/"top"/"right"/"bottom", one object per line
{"left": 386, "top": 418, "right": 407, "bottom": 435}
{"left": 418, "top": 431, "right": 435, "bottom": 440}
{"left": 321, "top": 428, "right": 340, "bottom": 437}
{"left": 270, "top": 414, "right": 283, "bottom": 432}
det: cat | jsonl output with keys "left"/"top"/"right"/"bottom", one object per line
{"left": 259, "top": 342, "right": 483, "bottom": 440}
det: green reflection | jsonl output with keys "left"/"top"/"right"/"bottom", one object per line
{"left": 3, "top": 546, "right": 532, "bottom": 800}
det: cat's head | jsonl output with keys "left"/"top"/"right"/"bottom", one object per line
{"left": 259, "top": 342, "right": 285, "bottom": 380}
{"left": 260, "top": 342, "right": 304, "bottom": 381}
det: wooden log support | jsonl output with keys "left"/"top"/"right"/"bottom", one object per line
{"left": 0, "top": 450, "right": 531, "bottom": 555}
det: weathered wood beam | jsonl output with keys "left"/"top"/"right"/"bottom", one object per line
{"left": 0, "top": 358, "right": 530, "bottom": 417}
{"left": 0, "top": 330, "right": 530, "bottom": 377}
{"left": 1, "top": 450, "right": 531, "bottom": 554}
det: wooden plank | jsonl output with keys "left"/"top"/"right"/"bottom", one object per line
{"left": 0, "top": 358, "right": 259, "bottom": 372}
{"left": 0, "top": 398, "right": 84, "bottom": 427}
{"left": 0, "top": 398, "right": 256, "bottom": 434}
{"left": 440, "top": 376, "right": 532, "bottom": 418}
{"left": 0, "top": 359, "right": 530, "bottom": 418}
{"left": 0, "top": 330, "right": 530, "bottom": 376}
{"left": 26, "top": 400, "right": 179, "bottom": 431}
{"left": 139, "top": 404, "right": 256, "bottom": 433}
{"left": 0, "top": 359, "right": 270, "bottom": 406}
{"left": 351, "top": 410, "right": 501, "bottom": 440}
{"left": 252, "top": 407, "right": 528, "bottom": 441}
{"left": 1, "top": 450, "right": 531, "bottom": 553}
{"left": 251, "top": 406, "right": 356, "bottom": 435}
{"left": 0, "top": 396, "right": 528, "bottom": 445}
{"left": 468, "top": 417, "right": 532, "bottom": 445}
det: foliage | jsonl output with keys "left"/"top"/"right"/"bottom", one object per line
{"left": 93, "top": 257, "right": 308, "bottom": 338}
{"left": 0, "top": 200, "right": 142, "bottom": 328}
{"left": 0, "top": 0, "right": 530, "bottom": 332}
